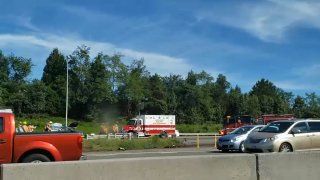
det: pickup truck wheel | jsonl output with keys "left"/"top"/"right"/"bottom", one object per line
{"left": 22, "top": 154, "right": 51, "bottom": 163}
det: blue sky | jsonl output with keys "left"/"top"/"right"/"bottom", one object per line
{"left": 0, "top": 0, "right": 320, "bottom": 95}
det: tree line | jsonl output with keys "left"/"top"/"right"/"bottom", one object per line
{"left": 0, "top": 46, "right": 319, "bottom": 124}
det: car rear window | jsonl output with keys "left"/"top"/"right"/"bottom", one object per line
{"left": 308, "top": 122, "right": 320, "bottom": 132}
{"left": 0, "top": 117, "right": 4, "bottom": 133}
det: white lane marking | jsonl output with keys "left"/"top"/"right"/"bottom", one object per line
{"left": 87, "top": 150, "right": 210, "bottom": 156}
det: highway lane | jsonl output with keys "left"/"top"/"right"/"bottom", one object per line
{"left": 85, "top": 147, "right": 243, "bottom": 160}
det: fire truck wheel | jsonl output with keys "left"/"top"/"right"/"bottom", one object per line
{"left": 22, "top": 153, "right": 51, "bottom": 163}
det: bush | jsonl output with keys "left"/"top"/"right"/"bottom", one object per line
{"left": 177, "top": 124, "right": 222, "bottom": 133}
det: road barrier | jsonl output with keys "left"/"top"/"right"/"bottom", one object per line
{"left": 1, "top": 151, "right": 320, "bottom": 180}
{"left": 257, "top": 151, "right": 320, "bottom": 180}
{"left": 0, "top": 154, "right": 256, "bottom": 180}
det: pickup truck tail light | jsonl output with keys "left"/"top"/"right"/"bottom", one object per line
{"left": 77, "top": 136, "right": 83, "bottom": 149}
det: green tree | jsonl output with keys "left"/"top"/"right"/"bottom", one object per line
{"left": 0, "top": 51, "right": 9, "bottom": 83}
{"left": 250, "top": 79, "right": 278, "bottom": 98}
{"left": 249, "top": 79, "right": 285, "bottom": 114}
{"left": 86, "top": 53, "right": 114, "bottom": 119}
{"left": 68, "top": 45, "right": 92, "bottom": 119}
{"left": 243, "top": 94, "right": 261, "bottom": 117}
{"left": 104, "top": 54, "right": 128, "bottom": 92}
{"left": 23, "top": 80, "right": 48, "bottom": 114}
{"left": 3, "top": 55, "right": 32, "bottom": 115}
{"left": 293, "top": 95, "right": 305, "bottom": 118}
{"left": 163, "top": 74, "right": 183, "bottom": 120}
{"left": 122, "top": 59, "right": 149, "bottom": 116}
{"left": 211, "top": 74, "right": 230, "bottom": 119}
{"left": 8, "top": 55, "right": 32, "bottom": 83}
{"left": 41, "top": 48, "right": 67, "bottom": 116}
{"left": 226, "top": 86, "right": 243, "bottom": 116}
{"left": 304, "top": 93, "right": 320, "bottom": 118}
{"left": 144, "top": 74, "right": 168, "bottom": 114}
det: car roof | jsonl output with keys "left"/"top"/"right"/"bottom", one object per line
{"left": 272, "top": 119, "right": 320, "bottom": 123}
{"left": 240, "top": 125, "right": 264, "bottom": 128}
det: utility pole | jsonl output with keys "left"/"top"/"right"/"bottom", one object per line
{"left": 65, "top": 60, "right": 69, "bottom": 128}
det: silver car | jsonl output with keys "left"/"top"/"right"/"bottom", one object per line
{"left": 217, "top": 125, "right": 264, "bottom": 152}
{"left": 244, "top": 119, "right": 320, "bottom": 152}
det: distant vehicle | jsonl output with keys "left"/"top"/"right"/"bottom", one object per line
{"left": 122, "top": 115, "right": 176, "bottom": 137}
{"left": 0, "top": 109, "right": 84, "bottom": 164}
{"left": 217, "top": 125, "right": 264, "bottom": 152}
{"left": 218, "top": 115, "right": 255, "bottom": 135}
{"left": 219, "top": 114, "right": 295, "bottom": 136}
{"left": 244, "top": 119, "right": 320, "bottom": 152}
{"left": 51, "top": 122, "right": 80, "bottom": 132}
{"left": 257, "top": 114, "right": 295, "bottom": 125}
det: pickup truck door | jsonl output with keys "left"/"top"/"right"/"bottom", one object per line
{"left": 0, "top": 116, "right": 11, "bottom": 163}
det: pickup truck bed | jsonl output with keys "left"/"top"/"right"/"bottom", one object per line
{"left": 0, "top": 109, "right": 84, "bottom": 164}
{"left": 14, "top": 132, "right": 83, "bottom": 163}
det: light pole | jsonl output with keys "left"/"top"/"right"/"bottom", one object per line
{"left": 65, "top": 59, "right": 69, "bottom": 128}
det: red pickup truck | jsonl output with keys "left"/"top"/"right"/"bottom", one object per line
{"left": 0, "top": 109, "right": 84, "bottom": 163}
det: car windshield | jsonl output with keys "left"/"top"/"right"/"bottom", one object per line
{"left": 230, "top": 126, "right": 254, "bottom": 135}
{"left": 127, "top": 119, "right": 136, "bottom": 125}
{"left": 259, "top": 121, "right": 294, "bottom": 133}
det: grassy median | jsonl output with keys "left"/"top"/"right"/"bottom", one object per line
{"left": 83, "top": 136, "right": 182, "bottom": 152}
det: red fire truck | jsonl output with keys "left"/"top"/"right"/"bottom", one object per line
{"left": 218, "top": 115, "right": 255, "bottom": 135}
{"left": 257, "top": 114, "right": 295, "bottom": 125}
{"left": 218, "top": 114, "right": 295, "bottom": 135}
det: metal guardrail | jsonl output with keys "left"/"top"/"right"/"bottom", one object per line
{"left": 85, "top": 132, "right": 221, "bottom": 140}
{"left": 85, "top": 133, "right": 129, "bottom": 140}
{"left": 179, "top": 133, "right": 221, "bottom": 136}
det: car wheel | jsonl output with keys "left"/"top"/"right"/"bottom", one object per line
{"left": 239, "top": 142, "right": 245, "bottom": 153}
{"left": 22, "top": 153, "right": 51, "bottom": 163}
{"left": 279, "top": 143, "right": 293, "bottom": 152}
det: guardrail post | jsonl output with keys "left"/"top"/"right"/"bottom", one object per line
{"left": 214, "top": 134, "right": 217, "bottom": 148}
{"left": 129, "top": 132, "right": 132, "bottom": 140}
{"left": 197, "top": 134, "right": 200, "bottom": 149}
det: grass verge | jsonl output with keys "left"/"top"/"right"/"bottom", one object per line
{"left": 83, "top": 136, "right": 182, "bottom": 152}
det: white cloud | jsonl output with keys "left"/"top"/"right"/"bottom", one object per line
{"left": 197, "top": 0, "right": 320, "bottom": 42}
{"left": 274, "top": 80, "right": 316, "bottom": 91}
{"left": 274, "top": 63, "right": 320, "bottom": 91}
{"left": 293, "top": 64, "right": 320, "bottom": 78}
{"left": 0, "top": 15, "right": 39, "bottom": 31}
{"left": 0, "top": 33, "right": 192, "bottom": 77}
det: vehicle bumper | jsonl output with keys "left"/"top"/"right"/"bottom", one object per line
{"left": 244, "top": 141, "right": 276, "bottom": 153}
{"left": 217, "top": 141, "right": 241, "bottom": 150}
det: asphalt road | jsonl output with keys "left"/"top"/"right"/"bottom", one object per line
{"left": 85, "top": 147, "right": 243, "bottom": 160}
